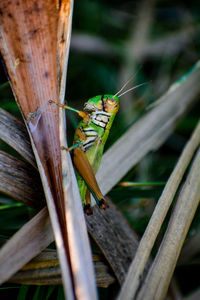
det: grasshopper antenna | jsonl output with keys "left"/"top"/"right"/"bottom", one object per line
{"left": 113, "top": 65, "right": 142, "bottom": 97}
{"left": 118, "top": 82, "right": 149, "bottom": 98}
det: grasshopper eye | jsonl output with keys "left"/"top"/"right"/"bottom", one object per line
{"left": 107, "top": 99, "right": 116, "bottom": 105}
{"left": 104, "top": 97, "right": 119, "bottom": 114}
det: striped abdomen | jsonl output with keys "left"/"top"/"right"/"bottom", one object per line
{"left": 81, "top": 111, "right": 111, "bottom": 151}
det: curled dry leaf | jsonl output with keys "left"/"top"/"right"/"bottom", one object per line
{"left": 0, "top": 150, "right": 44, "bottom": 209}
{"left": 0, "top": 1, "right": 97, "bottom": 299}
{"left": 118, "top": 121, "right": 200, "bottom": 300}
{"left": 0, "top": 108, "right": 36, "bottom": 167}
{"left": 8, "top": 249, "right": 115, "bottom": 288}
{"left": 0, "top": 207, "right": 54, "bottom": 285}
{"left": 137, "top": 148, "right": 200, "bottom": 300}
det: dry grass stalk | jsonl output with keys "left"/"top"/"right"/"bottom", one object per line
{"left": 0, "top": 150, "right": 44, "bottom": 208}
{"left": 0, "top": 1, "right": 97, "bottom": 299}
{"left": 0, "top": 108, "right": 36, "bottom": 167}
{"left": 118, "top": 121, "right": 200, "bottom": 300}
{"left": 8, "top": 249, "right": 115, "bottom": 288}
{"left": 137, "top": 148, "right": 200, "bottom": 300}
{"left": 0, "top": 207, "right": 54, "bottom": 284}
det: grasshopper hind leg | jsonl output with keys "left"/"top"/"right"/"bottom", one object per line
{"left": 84, "top": 189, "right": 108, "bottom": 214}
{"left": 84, "top": 188, "right": 93, "bottom": 215}
{"left": 99, "top": 198, "right": 108, "bottom": 210}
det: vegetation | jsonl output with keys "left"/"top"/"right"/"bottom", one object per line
{"left": 0, "top": 0, "right": 200, "bottom": 299}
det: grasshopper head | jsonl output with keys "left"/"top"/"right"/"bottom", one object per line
{"left": 84, "top": 94, "right": 120, "bottom": 114}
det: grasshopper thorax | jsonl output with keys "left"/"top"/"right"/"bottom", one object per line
{"left": 84, "top": 94, "right": 120, "bottom": 115}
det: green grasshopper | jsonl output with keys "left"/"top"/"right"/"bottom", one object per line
{"left": 50, "top": 80, "right": 144, "bottom": 214}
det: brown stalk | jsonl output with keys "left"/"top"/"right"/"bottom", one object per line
{"left": 118, "top": 121, "right": 200, "bottom": 300}
{"left": 0, "top": 150, "right": 44, "bottom": 209}
{"left": 0, "top": 1, "right": 97, "bottom": 299}
{"left": 0, "top": 207, "right": 54, "bottom": 284}
{"left": 0, "top": 108, "right": 36, "bottom": 167}
{"left": 8, "top": 249, "right": 115, "bottom": 288}
{"left": 137, "top": 148, "right": 200, "bottom": 300}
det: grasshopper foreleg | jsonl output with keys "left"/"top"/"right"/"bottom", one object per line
{"left": 49, "top": 100, "right": 89, "bottom": 121}
{"left": 61, "top": 142, "right": 83, "bottom": 152}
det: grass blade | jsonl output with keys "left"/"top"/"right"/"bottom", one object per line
{"left": 0, "top": 108, "right": 36, "bottom": 167}
{"left": 0, "top": 207, "right": 54, "bottom": 285}
{"left": 137, "top": 148, "right": 200, "bottom": 300}
{"left": 118, "top": 121, "right": 200, "bottom": 299}
{"left": 0, "top": 150, "right": 44, "bottom": 209}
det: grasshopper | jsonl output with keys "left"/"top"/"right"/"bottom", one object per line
{"left": 50, "top": 80, "right": 144, "bottom": 214}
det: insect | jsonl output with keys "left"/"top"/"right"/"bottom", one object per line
{"left": 50, "top": 79, "right": 145, "bottom": 214}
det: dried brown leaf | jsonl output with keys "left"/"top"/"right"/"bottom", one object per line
{"left": 137, "top": 148, "right": 200, "bottom": 300}
{"left": 0, "top": 1, "right": 97, "bottom": 299}
{"left": 0, "top": 207, "right": 53, "bottom": 284}
{"left": 0, "top": 108, "right": 36, "bottom": 167}
{"left": 8, "top": 249, "right": 115, "bottom": 288}
{"left": 118, "top": 121, "right": 200, "bottom": 300}
{"left": 0, "top": 150, "right": 44, "bottom": 208}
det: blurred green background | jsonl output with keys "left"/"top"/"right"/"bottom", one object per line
{"left": 0, "top": 0, "right": 200, "bottom": 299}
